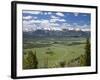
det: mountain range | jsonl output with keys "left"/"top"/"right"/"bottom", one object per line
{"left": 23, "top": 29, "right": 90, "bottom": 38}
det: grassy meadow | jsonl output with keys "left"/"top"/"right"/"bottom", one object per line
{"left": 23, "top": 37, "right": 89, "bottom": 69}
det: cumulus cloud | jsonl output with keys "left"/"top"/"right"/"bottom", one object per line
{"left": 51, "top": 15, "right": 58, "bottom": 19}
{"left": 23, "top": 16, "right": 32, "bottom": 20}
{"left": 58, "top": 19, "right": 66, "bottom": 22}
{"left": 62, "top": 23, "right": 71, "bottom": 27}
{"left": 50, "top": 23, "right": 60, "bottom": 26}
{"left": 22, "top": 11, "right": 90, "bottom": 32}
{"left": 50, "top": 18, "right": 66, "bottom": 22}
{"left": 48, "top": 12, "right": 52, "bottom": 15}
{"left": 81, "top": 24, "right": 90, "bottom": 29}
{"left": 23, "top": 19, "right": 50, "bottom": 31}
{"left": 29, "top": 20, "right": 42, "bottom": 23}
{"left": 50, "top": 19, "right": 59, "bottom": 22}
{"left": 23, "top": 11, "right": 41, "bottom": 14}
{"left": 23, "top": 22, "right": 37, "bottom": 31}
{"left": 74, "top": 12, "right": 79, "bottom": 16}
{"left": 50, "top": 14, "right": 66, "bottom": 22}
{"left": 72, "top": 23, "right": 90, "bottom": 30}
{"left": 56, "top": 12, "right": 64, "bottom": 16}
{"left": 43, "top": 12, "right": 52, "bottom": 15}
{"left": 44, "top": 12, "right": 48, "bottom": 15}
{"left": 33, "top": 17, "right": 38, "bottom": 19}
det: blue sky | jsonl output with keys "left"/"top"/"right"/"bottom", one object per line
{"left": 22, "top": 10, "right": 91, "bottom": 31}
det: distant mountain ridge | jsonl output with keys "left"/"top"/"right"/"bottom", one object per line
{"left": 23, "top": 27, "right": 90, "bottom": 32}
{"left": 23, "top": 29, "right": 90, "bottom": 38}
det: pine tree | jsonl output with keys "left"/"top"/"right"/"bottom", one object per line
{"left": 44, "top": 55, "right": 48, "bottom": 68}
{"left": 34, "top": 51, "right": 38, "bottom": 68}
{"left": 59, "top": 61, "right": 66, "bottom": 67}
{"left": 26, "top": 50, "right": 38, "bottom": 69}
{"left": 85, "top": 38, "right": 91, "bottom": 66}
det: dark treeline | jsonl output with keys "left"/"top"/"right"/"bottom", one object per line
{"left": 85, "top": 38, "right": 91, "bottom": 66}
{"left": 67, "top": 38, "right": 91, "bottom": 67}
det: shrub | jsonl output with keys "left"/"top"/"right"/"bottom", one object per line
{"left": 24, "top": 50, "right": 38, "bottom": 69}
{"left": 59, "top": 61, "right": 66, "bottom": 67}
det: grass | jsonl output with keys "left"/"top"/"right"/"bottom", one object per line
{"left": 23, "top": 37, "right": 86, "bottom": 69}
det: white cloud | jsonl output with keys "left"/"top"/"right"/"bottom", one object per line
{"left": 43, "top": 12, "right": 52, "bottom": 15}
{"left": 40, "top": 20, "right": 50, "bottom": 28}
{"left": 23, "top": 20, "right": 30, "bottom": 25}
{"left": 50, "top": 19, "right": 58, "bottom": 22}
{"left": 59, "top": 19, "right": 66, "bottom": 22}
{"left": 56, "top": 12, "right": 64, "bottom": 16}
{"left": 51, "top": 15, "right": 58, "bottom": 19}
{"left": 23, "top": 16, "right": 92, "bottom": 31}
{"left": 23, "top": 18, "right": 61, "bottom": 31}
{"left": 62, "top": 23, "right": 71, "bottom": 27}
{"left": 23, "top": 19, "right": 50, "bottom": 31}
{"left": 23, "top": 19, "right": 49, "bottom": 25}
{"left": 74, "top": 12, "right": 79, "bottom": 16}
{"left": 72, "top": 23, "right": 90, "bottom": 31}
{"left": 81, "top": 28, "right": 90, "bottom": 31}
{"left": 48, "top": 12, "right": 52, "bottom": 14}
{"left": 23, "top": 11, "right": 41, "bottom": 14}
{"left": 30, "top": 20, "right": 42, "bottom": 23}
{"left": 55, "top": 27, "right": 62, "bottom": 31}
{"left": 33, "top": 17, "right": 38, "bottom": 19}
{"left": 50, "top": 23, "right": 59, "bottom": 26}
{"left": 41, "top": 20, "right": 49, "bottom": 23}
{"left": 23, "top": 16, "right": 32, "bottom": 20}
{"left": 50, "top": 18, "right": 66, "bottom": 22}
{"left": 44, "top": 12, "right": 48, "bottom": 15}
{"left": 83, "top": 14, "right": 88, "bottom": 16}
{"left": 23, "top": 18, "right": 90, "bottom": 31}
{"left": 73, "top": 23, "right": 90, "bottom": 28}
{"left": 23, "top": 23, "right": 37, "bottom": 32}
{"left": 81, "top": 24, "right": 90, "bottom": 28}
